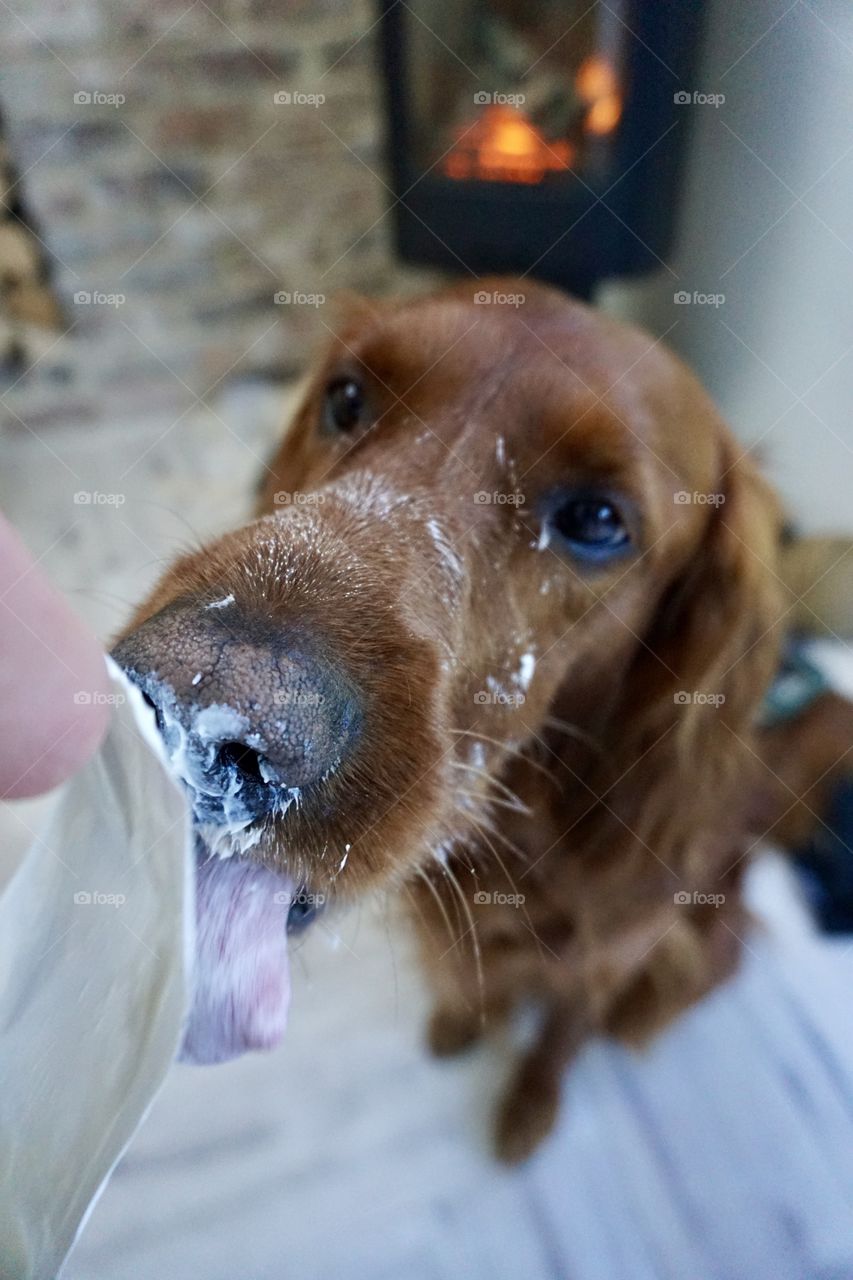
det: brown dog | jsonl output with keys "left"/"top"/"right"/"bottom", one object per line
{"left": 114, "top": 279, "right": 847, "bottom": 1159}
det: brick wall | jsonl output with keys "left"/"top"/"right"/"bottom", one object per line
{"left": 0, "top": 0, "right": 423, "bottom": 430}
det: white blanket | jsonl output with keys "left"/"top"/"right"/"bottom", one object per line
{"left": 0, "top": 661, "right": 193, "bottom": 1280}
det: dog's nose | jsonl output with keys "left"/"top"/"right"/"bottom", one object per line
{"left": 111, "top": 598, "right": 361, "bottom": 823}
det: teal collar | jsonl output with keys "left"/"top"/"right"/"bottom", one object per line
{"left": 759, "top": 640, "right": 829, "bottom": 728}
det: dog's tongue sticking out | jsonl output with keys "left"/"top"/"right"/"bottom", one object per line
{"left": 180, "top": 851, "right": 292, "bottom": 1065}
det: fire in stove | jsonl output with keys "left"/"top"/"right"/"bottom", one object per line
{"left": 441, "top": 54, "right": 623, "bottom": 186}
{"left": 379, "top": 0, "right": 704, "bottom": 290}
{"left": 575, "top": 54, "right": 622, "bottom": 137}
{"left": 444, "top": 105, "right": 574, "bottom": 184}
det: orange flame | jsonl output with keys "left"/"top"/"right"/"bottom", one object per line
{"left": 443, "top": 105, "right": 574, "bottom": 185}
{"left": 575, "top": 54, "right": 622, "bottom": 137}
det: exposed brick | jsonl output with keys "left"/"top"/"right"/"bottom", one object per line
{"left": 99, "top": 0, "right": 233, "bottom": 45}
{"left": 195, "top": 49, "right": 300, "bottom": 83}
{"left": 155, "top": 106, "right": 256, "bottom": 149}
{"left": 0, "top": 0, "right": 418, "bottom": 424}
{"left": 230, "top": 0, "right": 359, "bottom": 22}
{"left": 320, "top": 34, "right": 377, "bottom": 75}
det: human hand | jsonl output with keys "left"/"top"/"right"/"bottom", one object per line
{"left": 0, "top": 512, "right": 111, "bottom": 798}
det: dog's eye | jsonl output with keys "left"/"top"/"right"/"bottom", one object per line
{"left": 547, "top": 493, "right": 632, "bottom": 562}
{"left": 286, "top": 892, "right": 323, "bottom": 935}
{"left": 323, "top": 377, "right": 365, "bottom": 433}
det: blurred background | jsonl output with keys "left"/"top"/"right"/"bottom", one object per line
{"left": 1, "top": 2, "right": 853, "bottom": 1278}
{"left": 2, "top": 0, "right": 851, "bottom": 522}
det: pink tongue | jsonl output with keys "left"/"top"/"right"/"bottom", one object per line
{"left": 179, "top": 854, "right": 293, "bottom": 1065}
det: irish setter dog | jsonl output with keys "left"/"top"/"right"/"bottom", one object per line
{"left": 114, "top": 279, "right": 850, "bottom": 1160}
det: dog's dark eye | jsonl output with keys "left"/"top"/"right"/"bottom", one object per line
{"left": 286, "top": 891, "right": 323, "bottom": 935}
{"left": 323, "top": 377, "right": 365, "bottom": 433}
{"left": 547, "top": 494, "right": 632, "bottom": 562}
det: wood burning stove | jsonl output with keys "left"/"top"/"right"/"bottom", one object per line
{"left": 379, "top": 0, "right": 706, "bottom": 296}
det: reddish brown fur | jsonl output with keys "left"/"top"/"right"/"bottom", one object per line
{"left": 122, "top": 278, "right": 805, "bottom": 1161}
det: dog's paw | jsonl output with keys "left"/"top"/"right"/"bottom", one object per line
{"left": 427, "top": 1007, "right": 482, "bottom": 1057}
{"left": 494, "top": 1073, "right": 560, "bottom": 1164}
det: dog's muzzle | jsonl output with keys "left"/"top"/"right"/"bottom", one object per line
{"left": 111, "top": 593, "right": 353, "bottom": 1062}
{"left": 112, "top": 594, "right": 362, "bottom": 829}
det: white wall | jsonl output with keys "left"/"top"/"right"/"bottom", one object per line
{"left": 603, "top": 0, "right": 853, "bottom": 531}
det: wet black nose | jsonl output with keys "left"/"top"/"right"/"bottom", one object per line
{"left": 111, "top": 597, "right": 361, "bottom": 823}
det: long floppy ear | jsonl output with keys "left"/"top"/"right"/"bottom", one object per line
{"left": 610, "top": 444, "right": 784, "bottom": 865}
{"left": 559, "top": 445, "right": 785, "bottom": 1038}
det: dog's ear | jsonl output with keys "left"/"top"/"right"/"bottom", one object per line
{"left": 554, "top": 447, "right": 784, "bottom": 1037}
{"left": 615, "top": 446, "right": 783, "bottom": 871}
{"left": 625, "top": 446, "right": 782, "bottom": 763}
{"left": 564, "top": 444, "right": 784, "bottom": 888}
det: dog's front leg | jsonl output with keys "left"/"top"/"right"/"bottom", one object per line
{"left": 494, "top": 996, "right": 587, "bottom": 1164}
